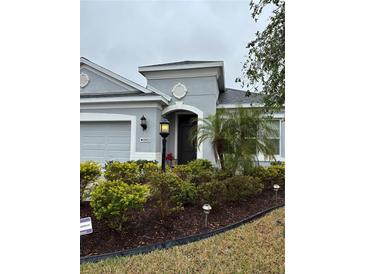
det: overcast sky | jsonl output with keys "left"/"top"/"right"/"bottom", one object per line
{"left": 81, "top": 0, "right": 273, "bottom": 89}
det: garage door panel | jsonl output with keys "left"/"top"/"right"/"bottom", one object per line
{"left": 81, "top": 149, "right": 106, "bottom": 157}
{"left": 81, "top": 144, "right": 106, "bottom": 150}
{"left": 106, "top": 136, "right": 130, "bottom": 144}
{"left": 80, "top": 121, "right": 131, "bottom": 164}
{"left": 82, "top": 136, "right": 106, "bottom": 144}
{"left": 106, "top": 144, "right": 130, "bottom": 151}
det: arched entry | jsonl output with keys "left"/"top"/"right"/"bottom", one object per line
{"left": 162, "top": 103, "right": 204, "bottom": 163}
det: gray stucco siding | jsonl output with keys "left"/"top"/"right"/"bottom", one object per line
{"left": 80, "top": 66, "right": 140, "bottom": 95}
{"left": 148, "top": 76, "right": 219, "bottom": 104}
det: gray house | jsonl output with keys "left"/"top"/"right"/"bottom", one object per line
{"left": 80, "top": 57, "right": 285, "bottom": 166}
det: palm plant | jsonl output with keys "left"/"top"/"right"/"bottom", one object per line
{"left": 224, "top": 107, "right": 277, "bottom": 174}
{"left": 192, "top": 107, "right": 278, "bottom": 174}
{"left": 190, "top": 109, "right": 228, "bottom": 169}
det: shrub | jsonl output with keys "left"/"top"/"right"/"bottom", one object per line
{"left": 213, "top": 169, "right": 234, "bottom": 181}
{"left": 250, "top": 164, "right": 285, "bottom": 189}
{"left": 187, "top": 159, "right": 213, "bottom": 173}
{"left": 127, "top": 160, "right": 159, "bottom": 170}
{"left": 267, "top": 165, "right": 285, "bottom": 187}
{"left": 140, "top": 162, "right": 160, "bottom": 183}
{"left": 197, "top": 180, "right": 227, "bottom": 207}
{"left": 80, "top": 161, "right": 102, "bottom": 201}
{"left": 186, "top": 159, "right": 214, "bottom": 185}
{"left": 270, "top": 161, "right": 284, "bottom": 166}
{"left": 149, "top": 171, "right": 185, "bottom": 221}
{"left": 224, "top": 176, "right": 264, "bottom": 202}
{"left": 176, "top": 181, "right": 198, "bottom": 206}
{"left": 172, "top": 164, "right": 192, "bottom": 181}
{"left": 190, "top": 169, "right": 214, "bottom": 185}
{"left": 90, "top": 180, "right": 150, "bottom": 231}
{"left": 104, "top": 161, "right": 140, "bottom": 184}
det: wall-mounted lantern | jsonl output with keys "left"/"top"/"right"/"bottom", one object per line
{"left": 159, "top": 118, "right": 170, "bottom": 172}
{"left": 140, "top": 115, "right": 147, "bottom": 130}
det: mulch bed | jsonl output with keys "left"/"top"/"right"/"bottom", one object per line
{"left": 80, "top": 189, "right": 285, "bottom": 257}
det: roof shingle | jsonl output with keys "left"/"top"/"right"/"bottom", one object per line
{"left": 218, "top": 88, "right": 263, "bottom": 105}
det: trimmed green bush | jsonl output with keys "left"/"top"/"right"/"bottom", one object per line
{"left": 90, "top": 180, "right": 150, "bottom": 231}
{"left": 80, "top": 161, "right": 102, "bottom": 201}
{"left": 267, "top": 165, "right": 285, "bottom": 187}
{"left": 172, "top": 160, "right": 214, "bottom": 185}
{"left": 172, "top": 164, "right": 192, "bottom": 181}
{"left": 140, "top": 162, "right": 160, "bottom": 183}
{"left": 224, "top": 176, "right": 264, "bottom": 202}
{"left": 197, "top": 180, "right": 227, "bottom": 207}
{"left": 250, "top": 164, "right": 285, "bottom": 189}
{"left": 127, "top": 160, "right": 159, "bottom": 170}
{"left": 213, "top": 169, "right": 234, "bottom": 181}
{"left": 104, "top": 161, "right": 140, "bottom": 184}
{"left": 149, "top": 171, "right": 185, "bottom": 221}
{"left": 187, "top": 159, "right": 213, "bottom": 173}
{"left": 176, "top": 181, "right": 198, "bottom": 206}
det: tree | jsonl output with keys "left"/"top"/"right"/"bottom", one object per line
{"left": 240, "top": 0, "right": 285, "bottom": 110}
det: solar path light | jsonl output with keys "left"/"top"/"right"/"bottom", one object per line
{"left": 202, "top": 204, "right": 212, "bottom": 228}
{"left": 273, "top": 184, "right": 280, "bottom": 203}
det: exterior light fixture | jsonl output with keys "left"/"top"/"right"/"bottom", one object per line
{"left": 273, "top": 184, "right": 280, "bottom": 203}
{"left": 159, "top": 118, "right": 170, "bottom": 172}
{"left": 202, "top": 204, "right": 212, "bottom": 228}
{"left": 140, "top": 115, "right": 147, "bottom": 130}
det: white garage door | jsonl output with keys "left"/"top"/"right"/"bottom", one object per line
{"left": 80, "top": 121, "right": 131, "bottom": 164}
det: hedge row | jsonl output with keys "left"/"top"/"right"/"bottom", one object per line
{"left": 80, "top": 159, "right": 285, "bottom": 231}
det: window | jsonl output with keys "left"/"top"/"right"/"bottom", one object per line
{"left": 267, "top": 120, "right": 281, "bottom": 155}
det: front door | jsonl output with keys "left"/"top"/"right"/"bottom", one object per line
{"left": 178, "top": 114, "right": 197, "bottom": 164}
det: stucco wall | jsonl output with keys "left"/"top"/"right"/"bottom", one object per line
{"left": 80, "top": 66, "right": 139, "bottom": 94}
{"left": 148, "top": 76, "right": 219, "bottom": 164}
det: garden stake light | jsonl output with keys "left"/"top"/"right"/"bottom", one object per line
{"left": 159, "top": 117, "right": 170, "bottom": 172}
{"left": 273, "top": 184, "right": 280, "bottom": 203}
{"left": 202, "top": 204, "right": 212, "bottom": 228}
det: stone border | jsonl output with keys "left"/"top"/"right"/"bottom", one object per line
{"left": 80, "top": 204, "right": 284, "bottom": 264}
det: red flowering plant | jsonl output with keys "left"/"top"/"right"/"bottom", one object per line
{"left": 166, "top": 153, "right": 174, "bottom": 161}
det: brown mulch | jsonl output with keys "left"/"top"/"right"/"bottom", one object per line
{"left": 80, "top": 189, "right": 285, "bottom": 257}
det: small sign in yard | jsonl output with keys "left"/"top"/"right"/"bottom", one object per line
{"left": 80, "top": 217, "right": 93, "bottom": 236}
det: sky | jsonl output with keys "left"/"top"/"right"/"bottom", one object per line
{"left": 81, "top": 0, "right": 273, "bottom": 89}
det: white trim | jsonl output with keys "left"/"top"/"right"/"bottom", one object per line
{"left": 162, "top": 103, "right": 204, "bottom": 159}
{"left": 138, "top": 61, "right": 224, "bottom": 72}
{"left": 171, "top": 83, "right": 187, "bottom": 99}
{"left": 80, "top": 112, "right": 137, "bottom": 161}
{"left": 80, "top": 95, "right": 168, "bottom": 105}
{"left": 80, "top": 102, "right": 163, "bottom": 110}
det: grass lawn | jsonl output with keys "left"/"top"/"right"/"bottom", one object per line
{"left": 81, "top": 207, "right": 285, "bottom": 274}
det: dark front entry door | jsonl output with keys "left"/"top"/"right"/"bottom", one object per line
{"left": 178, "top": 114, "right": 197, "bottom": 164}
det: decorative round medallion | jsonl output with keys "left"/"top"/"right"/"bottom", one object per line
{"left": 171, "top": 83, "right": 187, "bottom": 100}
{"left": 80, "top": 73, "right": 90, "bottom": 88}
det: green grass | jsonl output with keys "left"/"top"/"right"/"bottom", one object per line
{"left": 81, "top": 207, "right": 285, "bottom": 274}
